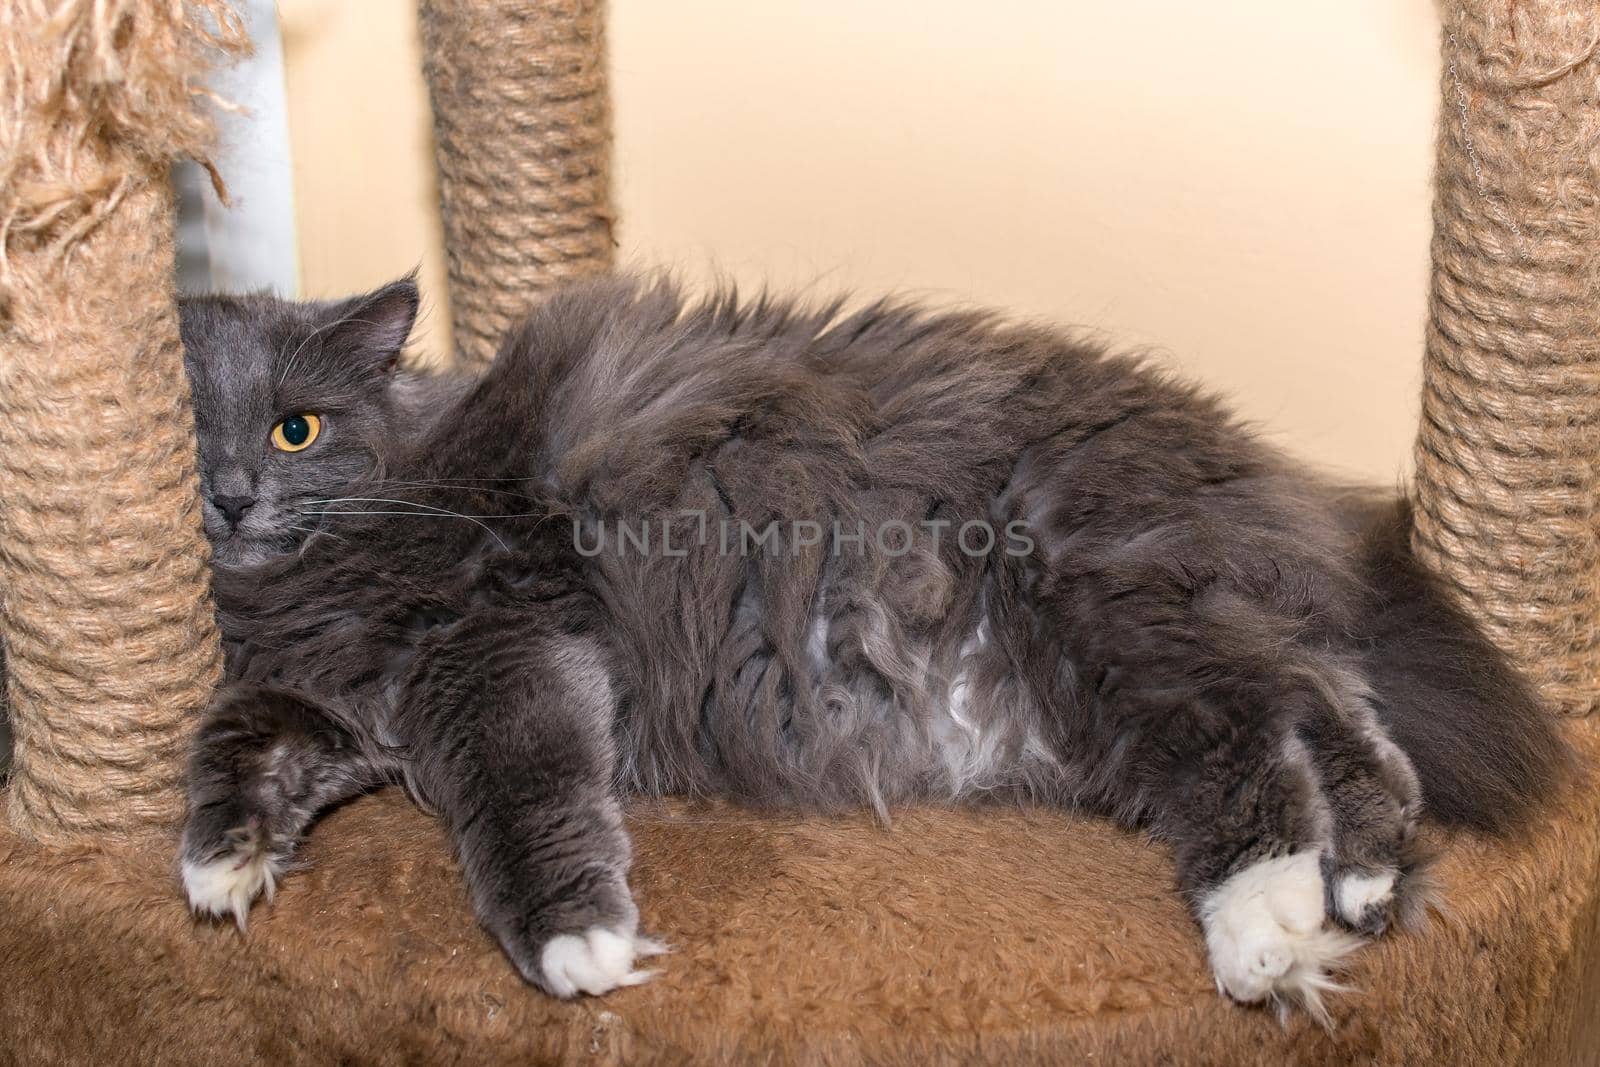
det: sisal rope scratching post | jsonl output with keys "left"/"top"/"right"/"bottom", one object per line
{"left": 1413, "top": 0, "right": 1600, "bottom": 716}
{"left": 0, "top": 1, "right": 244, "bottom": 843}
{"left": 419, "top": 0, "right": 615, "bottom": 371}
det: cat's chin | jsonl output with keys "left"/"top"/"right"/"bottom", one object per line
{"left": 209, "top": 536, "right": 286, "bottom": 570}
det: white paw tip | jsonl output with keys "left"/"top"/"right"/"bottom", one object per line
{"left": 1335, "top": 868, "right": 1397, "bottom": 925}
{"left": 181, "top": 849, "right": 278, "bottom": 932}
{"left": 1201, "top": 851, "right": 1365, "bottom": 1025}
{"left": 540, "top": 926, "right": 662, "bottom": 998}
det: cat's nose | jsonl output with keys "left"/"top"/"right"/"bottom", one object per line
{"left": 212, "top": 494, "right": 256, "bottom": 526}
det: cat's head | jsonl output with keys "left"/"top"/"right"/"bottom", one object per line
{"left": 179, "top": 277, "right": 421, "bottom": 567}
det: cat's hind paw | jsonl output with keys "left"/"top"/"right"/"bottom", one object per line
{"left": 539, "top": 926, "right": 668, "bottom": 998}
{"left": 1199, "top": 850, "right": 1365, "bottom": 1027}
{"left": 181, "top": 822, "right": 279, "bottom": 931}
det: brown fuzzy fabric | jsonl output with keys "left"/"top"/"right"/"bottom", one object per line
{"left": 2, "top": 721, "right": 1596, "bottom": 1065}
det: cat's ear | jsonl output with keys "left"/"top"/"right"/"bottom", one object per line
{"left": 319, "top": 274, "right": 420, "bottom": 374}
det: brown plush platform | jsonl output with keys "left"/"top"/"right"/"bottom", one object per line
{"left": 2, "top": 721, "right": 1598, "bottom": 1066}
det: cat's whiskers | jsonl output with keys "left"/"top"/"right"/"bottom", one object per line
{"left": 381, "top": 479, "right": 540, "bottom": 501}
{"left": 381, "top": 476, "right": 534, "bottom": 483}
{"left": 302, "top": 495, "right": 558, "bottom": 521}
{"left": 298, "top": 511, "right": 514, "bottom": 551}
{"left": 298, "top": 496, "right": 511, "bottom": 550}
{"left": 283, "top": 522, "right": 346, "bottom": 547}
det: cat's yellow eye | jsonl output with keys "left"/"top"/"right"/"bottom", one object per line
{"left": 271, "top": 413, "right": 321, "bottom": 453}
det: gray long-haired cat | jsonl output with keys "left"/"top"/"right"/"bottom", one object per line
{"left": 169, "top": 274, "right": 1568, "bottom": 1022}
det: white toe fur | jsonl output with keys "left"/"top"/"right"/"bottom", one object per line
{"left": 1200, "top": 851, "right": 1364, "bottom": 1023}
{"left": 182, "top": 848, "right": 279, "bottom": 931}
{"left": 540, "top": 926, "right": 667, "bottom": 998}
{"left": 1334, "top": 868, "right": 1397, "bottom": 926}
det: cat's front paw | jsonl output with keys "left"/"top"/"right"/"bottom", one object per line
{"left": 180, "top": 817, "right": 280, "bottom": 930}
{"left": 1330, "top": 864, "right": 1400, "bottom": 936}
{"left": 478, "top": 860, "right": 666, "bottom": 998}
{"left": 538, "top": 925, "right": 668, "bottom": 998}
{"left": 1199, "top": 850, "right": 1364, "bottom": 1025}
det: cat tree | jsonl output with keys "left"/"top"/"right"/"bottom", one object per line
{"left": 0, "top": 0, "right": 1596, "bottom": 1062}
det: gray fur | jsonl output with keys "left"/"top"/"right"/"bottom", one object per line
{"left": 177, "top": 275, "right": 469, "bottom": 566}
{"left": 154, "top": 276, "right": 1580, "bottom": 994}
{"left": 0, "top": 277, "right": 464, "bottom": 781}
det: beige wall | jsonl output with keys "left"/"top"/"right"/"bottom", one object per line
{"left": 284, "top": 1, "right": 1440, "bottom": 482}
{"left": 279, "top": 0, "right": 452, "bottom": 367}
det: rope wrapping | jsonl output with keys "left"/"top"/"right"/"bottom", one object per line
{"left": 1414, "top": 0, "right": 1600, "bottom": 716}
{"left": 0, "top": 1, "right": 242, "bottom": 842}
{"left": 419, "top": 0, "right": 616, "bottom": 370}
